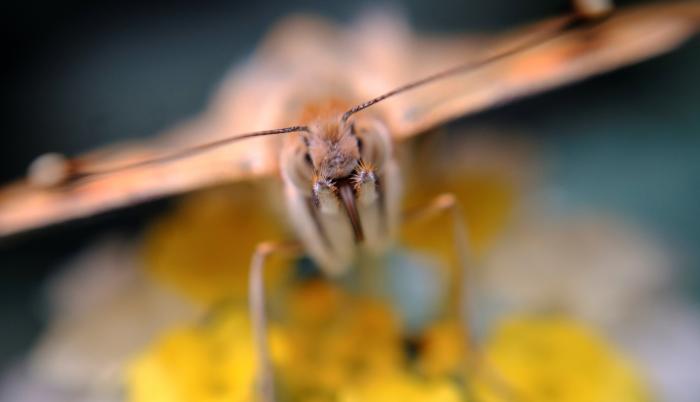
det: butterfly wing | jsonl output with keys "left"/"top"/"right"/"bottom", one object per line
{"left": 1, "top": 3, "right": 698, "bottom": 236}
{"left": 0, "top": 120, "right": 282, "bottom": 237}
{"left": 382, "top": 2, "right": 700, "bottom": 138}
{"left": 0, "top": 16, "right": 365, "bottom": 237}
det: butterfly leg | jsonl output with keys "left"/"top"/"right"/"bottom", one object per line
{"left": 403, "top": 193, "right": 471, "bottom": 335}
{"left": 249, "top": 241, "right": 301, "bottom": 402}
{"left": 403, "top": 193, "right": 520, "bottom": 401}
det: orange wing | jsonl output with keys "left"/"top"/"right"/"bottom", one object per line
{"left": 382, "top": 1, "right": 700, "bottom": 138}
{"left": 1, "top": 2, "right": 698, "bottom": 237}
{"left": 0, "top": 16, "right": 353, "bottom": 237}
{"left": 0, "top": 120, "right": 281, "bottom": 237}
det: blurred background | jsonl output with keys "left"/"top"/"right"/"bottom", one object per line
{"left": 1, "top": 0, "right": 699, "bottom": 398}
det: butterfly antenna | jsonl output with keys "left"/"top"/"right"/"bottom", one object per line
{"left": 342, "top": 10, "right": 601, "bottom": 122}
{"left": 28, "top": 125, "right": 310, "bottom": 187}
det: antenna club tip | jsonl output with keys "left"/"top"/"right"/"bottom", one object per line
{"left": 573, "top": 0, "right": 614, "bottom": 19}
{"left": 27, "top": 153, "right": 72, "bottom": 187}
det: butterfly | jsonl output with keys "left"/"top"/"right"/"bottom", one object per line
{"left": 1, "top": 1, "right": 698, "bottom": 242}
{"left": 1, "top": 2, "right": 699, "bottom": 400}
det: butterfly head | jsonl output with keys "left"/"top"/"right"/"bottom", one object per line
{"left": 283, "top": 114, "right": 390, "bottom": 243}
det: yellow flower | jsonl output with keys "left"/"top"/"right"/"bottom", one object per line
{"left": 277, "top": 281, "right": 405, "bottom": 395}
{"left": 339, "top": 373, "right": 462, "bottom": 402}
{"left": 127, "top": 287, "right": 653, "bottom": 402}
{"left": 472, "top": 316, "right": 653, "bottom": 402}
{"left": 415, "top": 320, "right": 469, "bottom": 378}
{"left": 127, "top": 309, "right": 260, "bottom": 402}
{"left": 142, "top": 184, "right": 289, "bottom": 306}
{"left": 130, "top": 182, "right": 653, "bottom": 402}
{"left": 126, "top": 281, "right": 407, "bottom": 402}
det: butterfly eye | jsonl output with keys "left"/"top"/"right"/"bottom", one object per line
{"left": 356, "top": 137, "right": 363, "bottom": 153}
{"left": 304, "top": 152, "right": 313, "bottom": 166}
